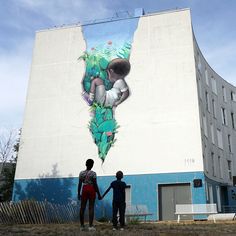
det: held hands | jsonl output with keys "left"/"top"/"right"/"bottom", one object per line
{"left": 98, "top": 192, "right": 107, "bottom": 200}
{"left": 98, "top": 194, "right": 103, "bottom": 200}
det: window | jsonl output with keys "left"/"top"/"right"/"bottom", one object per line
{"left": 221, "top": 107, "right": 227, "bottom": 125}
{"left": 204, "top": 144, "right": 209, "bottom": 172}
{"left": 228, "top": 134, "right": 232, "bottom": 153}
{"left": 211, "top": 76, "right": 217, "bottom": 94}
{"left": 205, "top": 69, "right": 209, "bottom": 85}
{"left": 222, "top": 86, "right": 227, "bottom": 102}
{"left": 198, "top": 79, "right": 202, "bottom": 99}
{"left": 217, "top": 129, "right": 223, "bottom": 149}
{"left": 205, "top": 182, "right": 209, "bottom": 201}
{"left": 212, "top": 99, "right": 216, "bottom": 118}
{"left": 197, "top": 53, "right": 202, "bottom": 72}
{"left": 210, "top": 124, "right": 215, "bottom": 144}
{"left": 231, "top": 91, "right": 236, "bottom": 101}
{"left": 227, "top": 160, "right": 232, "bottom": 180}
{"left": 231, "top": 112, "right": 235, "bottom": 129}
{"left": 218, "top": 156, "right": 223, "bottom": 178}
{"left": 208, "top": 184, "right": 214, "bottom": 203}
{"left": 203, "top": 115, "right": 208, "bottom": 137}
{"left": 205, "top": 91, "right": 210, "bottom": 111}
{"left": 211, "top": 152, "right": 215, "bottom": 176}
{"left": 203, "top": 155, "right": 208, "bottom": 173}
{"left": 216, "top": 186, "right": 222, "bottom": 212}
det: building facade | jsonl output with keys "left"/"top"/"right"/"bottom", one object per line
{"left": 195, "top": 36, "right": 236, "bottom": 211}
{"left": 13, "top": 8, "right": 236, "bottom": 220}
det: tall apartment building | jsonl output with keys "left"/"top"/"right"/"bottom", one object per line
{"left": 195, "top": 37, "right": 236, "bottom": 213}
{"left": 13, "top": 8, "right": 236, "bottom": 220}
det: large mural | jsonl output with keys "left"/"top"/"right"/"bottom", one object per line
{"left": 79, "top": 18, "right": 139, "bottom": 162}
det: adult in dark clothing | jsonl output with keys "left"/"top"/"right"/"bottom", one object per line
{"left": 102, "top": 171, "right": 127, "bottom": 230}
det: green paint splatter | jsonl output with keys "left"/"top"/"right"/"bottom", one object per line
{"left": 89, "top": 103, "right": 118, "bottom": 162}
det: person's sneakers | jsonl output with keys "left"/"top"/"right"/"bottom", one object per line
{"left": 82, "top": 92, "right": 93, "bottom": 106}
{"left": 112, "top": 227, "right": 117, "bottom": 231}
{"left": 88, "top": 226, "right": 96, "bottom": 231}
{"left": 80, "top": 225, "right": 85, "bottom": 231}
{"left": 120, "top": 227, "right": 124, "bottom": 231}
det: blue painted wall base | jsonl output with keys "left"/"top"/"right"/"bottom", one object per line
{"left": 13, "top": 171, "right": 207, "bottom": 220}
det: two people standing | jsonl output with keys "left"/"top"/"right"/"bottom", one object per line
{"left": 78, "top": 159, "right": 127, "bottom": 231}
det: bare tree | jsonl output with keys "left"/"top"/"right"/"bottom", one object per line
{"left": 0, "top": 129, "right": 17, "bottom": 175}
{"left": 0, "top": 129, "right": 20, "bottom": 201}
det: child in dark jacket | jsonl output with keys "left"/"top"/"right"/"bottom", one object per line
{"left": 102, "top": 171, "right": 127, "bottom": 230}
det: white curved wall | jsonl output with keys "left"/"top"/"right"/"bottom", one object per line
{"left": 195, "top": 37, "right": 236, "bottom": 185}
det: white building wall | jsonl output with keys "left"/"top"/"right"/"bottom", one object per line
{"left": 15, "top": 9, "right": 204, "bottom": 180}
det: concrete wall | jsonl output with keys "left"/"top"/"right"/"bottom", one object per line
{"left": 15, "top": 9, "right": 203, "bottom": 181}
{"left": 15, "top": 26, "right": 87, "bottom": 180}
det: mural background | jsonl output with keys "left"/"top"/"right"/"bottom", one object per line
{"left": 80, "top": 18, "right": 139, "bottom": 161}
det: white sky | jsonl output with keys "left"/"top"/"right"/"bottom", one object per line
{"left": 0, "top": 0, "right": 235, "bottom": 130}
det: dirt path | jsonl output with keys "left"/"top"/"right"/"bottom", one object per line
{"left": 0, "top": 221, "right": 236, "bottom": 235}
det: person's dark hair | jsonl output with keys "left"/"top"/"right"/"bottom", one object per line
{"left": 116, "top": 171, "right": 123, "bottom": 180}
{"left": 86, "top": 159, "right": 94, "bottom": 169}
{"left": 108, "top": 58, "right": 131, "bottom": 76}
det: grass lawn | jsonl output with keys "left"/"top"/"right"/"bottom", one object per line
{"left": 1, "top": 221, "right": 236, "bottom": 236}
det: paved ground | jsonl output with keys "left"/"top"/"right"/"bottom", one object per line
{"left": 0, "top": 221, "right": 236, "bottom": 235}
